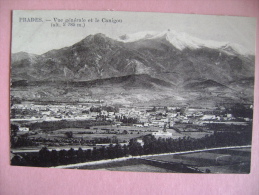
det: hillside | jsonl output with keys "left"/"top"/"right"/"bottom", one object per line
{"left": 11, "top": 32, "right": 255, "bottom": 106}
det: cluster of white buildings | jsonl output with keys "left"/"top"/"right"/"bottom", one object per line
{"left": 11, "top": 103, "right": 252, "bottom": 132}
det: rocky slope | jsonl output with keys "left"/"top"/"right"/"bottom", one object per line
{"left": 11, "top": 31, "right": 255, "bottom": 105}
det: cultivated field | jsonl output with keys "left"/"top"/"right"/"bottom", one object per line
{"left": 75, "top": 147, "right": 251, "bottom": 173}
{"left": 103, "top": 164, "right": 175, "bottom": 173}
{"left": 143, "top": 148, "right": 251, "bottom": 173}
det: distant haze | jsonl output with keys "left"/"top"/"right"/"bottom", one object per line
{"left": 12, "top": 10, "right": 256, "bottom": 55}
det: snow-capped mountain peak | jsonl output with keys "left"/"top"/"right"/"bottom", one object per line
{"left": 118, "top": 31, "right": 159, "bottom": 42}
{"left": 117, "top": 30, "right": 253, "bottom": 56}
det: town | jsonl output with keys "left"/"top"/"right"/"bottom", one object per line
{"left": 11, "top": 101, "right": 253, "bottom": 127}
{"left": 11, "top": 100, "right": 253, "bottom": 144}
{"left": 10, "top": 101, "right": 253, "bottom": 173}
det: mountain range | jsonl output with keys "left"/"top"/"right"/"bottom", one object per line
{"left": 11, "top": 31, "right": 255, "bottom": 106}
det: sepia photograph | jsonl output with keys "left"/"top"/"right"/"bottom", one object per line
{"left": 10, "top": 10, "right": 256, "bottom": 173}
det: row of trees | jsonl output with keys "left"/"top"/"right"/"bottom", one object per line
{"left": 11, "top": 130, "right": 252, "bottom": 167}
{"left": 12, "top": 144, "right": 129, "bottom": 167}
{"left": 27, "top": 120, "right": 112, "bottom": 131}
{"left": 89, "top": 106, "right": 119, "bottom": 113}
{"left": 127, "top": 131, "right": 251, "bottom": 156}
{"left": 11, "top": 134, "right": 120, "bottom": 148}
{"left": 115, "top": 116, "right": 139, "bottom": 124}
{"left": 224, "top": 103, "right": 253, "bottom": 118}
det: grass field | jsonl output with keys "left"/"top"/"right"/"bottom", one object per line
{"left": 27, "top": 127, "right": 147, "bottom": 140}
{"left": 104, "top": 164, "right": 175, "bottom": 173}
{"left": 15, "top": 123, "right": 216, "bottom": 152}
{"left": 75, "top": 148, "right": 251, "bottom": 173}
{"left": 143, "top": 148, "right": 251, "bottom": 173}
{"left": 76, "top": 158, "right": 175, "bottom": 173}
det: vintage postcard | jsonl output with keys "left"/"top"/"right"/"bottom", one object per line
{"left": 10, "top": 10, "right": 256, "bottom": 173}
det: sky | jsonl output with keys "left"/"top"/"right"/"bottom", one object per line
{"left": 12, "top": 10, "right": 256, "bottom": 55}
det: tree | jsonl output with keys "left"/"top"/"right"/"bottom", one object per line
{"left": 59, "top": 149, "right": 68, "bottom": 164}
{"left": 10, "top": 124, "right": 19, "bottom": 147}
{"left": 65, "top": 131, "right": 73, "bottom": 138}
{"left": 39, "top": 147, "right": 51, "bottom": 167}
{"left": 122, "top": 144, "right": 129, "bottom": 156}
{"left": 11, "top": 124, "right": 19, "bottom": 137}
{"left": 85, "top": 149, "right": 92, "bottom": 160}
{"left": 143, "top": 135, "right": 156, "bottom": 154}
{"left": 50, "top": 149, "right": 59, "bottom": 166}
{"left": 122, "top": 130, "right": 128, "bottom": 134}
{"left": 128, "top": 139, "right": 143, "bottom": 156}
{"left": 77, "top": 147, "right": 85, "bottom": 162}
{"left": 11, "top": 154, "right": 27, "bottom": 166}
{"left": 67, "top": 148, "right": 76, "bottom": 164}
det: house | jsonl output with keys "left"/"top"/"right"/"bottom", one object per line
{"left": 226, "top": 114, "right": 233, "bottom": 118}
{"left": 201, "top": 115, "right": 216, "bottom": 120}
{"left": 136, "top": 139, "right": 144, "bottom": 146}
{"left": 152, "top": 130, "right": 172, "bottom": 138}
{"left": 133, "top": 124, "right": 143, "bottom": 127}
{"left": 143, "top": 123, "right": 149, "bottom": 127}
{"left": 19, "top": 127, "right": 29, "bottom": 132}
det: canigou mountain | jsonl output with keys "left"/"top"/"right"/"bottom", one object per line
{"left": 11, "top": 31, "right": 255, "bottom": 106}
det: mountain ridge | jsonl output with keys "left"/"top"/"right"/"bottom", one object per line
{"left": 117, "top": 30, "right": 254, "bottom": 56}
{"left": 11, "top": 32, "right": 255, "bottom": 105}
